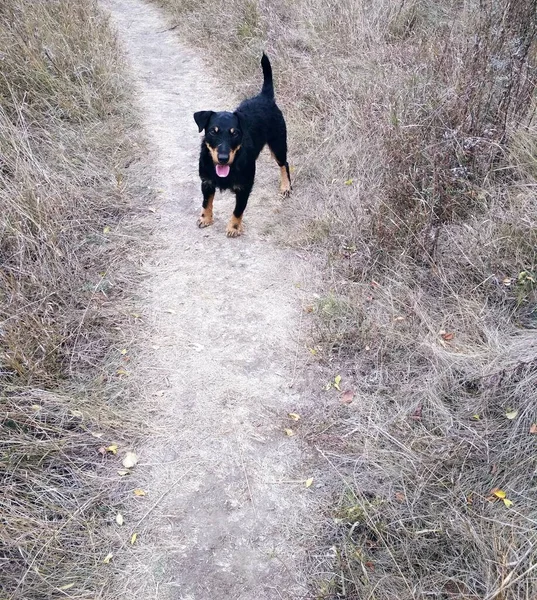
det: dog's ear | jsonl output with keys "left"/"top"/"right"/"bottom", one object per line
{"left": 194, "top": 111, "right": 214, "bottom": 133}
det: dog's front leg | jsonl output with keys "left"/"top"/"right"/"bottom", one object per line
{"left": 226, "top": 185, "right": 252, "bottom": 237}
{"left": 198, "top": 180, "right": 215, "bottom": 228}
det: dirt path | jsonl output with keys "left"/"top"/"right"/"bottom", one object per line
{"left": 104, "top": 1, "right": 314, "bottom": 598}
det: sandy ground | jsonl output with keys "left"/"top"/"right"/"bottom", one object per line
{"left": 103, "top": 1, "right": 316, "bottom": 598}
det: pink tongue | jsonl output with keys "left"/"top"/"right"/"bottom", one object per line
{"left": 216, "top": 164, "right": 230, "bottom": 178}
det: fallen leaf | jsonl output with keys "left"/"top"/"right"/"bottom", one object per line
{"left": 131, "top": 312, "right": 141, "bottom": 319}
{"left": 103, "top": 226, "right": 111, "bottom": 234}
{"left": 106, "top": 444, "right": 118, "bottom": 455}
{"left": 491, "top": 488, "right": 506, "bottom": 499}
{"left": 284, "top": 428, "right": 294, "bottom": 437}
{"left": 530, "top": 423, "right": 537, "bottom": 434}
{"left": 344, "top": 178, "right": 354, "bottom": 185}
{"left": 116, "top": 368, "right": 129, "bottom": 376}
{"left": 365, "top": 561, "right": 375, "bottom": 571}
{"left": 304, "top": 305, "right": 314, "bottom": 313}
{"left": 288, "top": 413, "right": 300, "bottom": 421}
{"left": 505, "top": 410, "right": 518, "bottom": 420}
{"left": 305, "top": 478, "right": 314, "bottom": 488}
{"left": 341, "top": 390, "right": 354, "bottom": 404}
{"left": 334, "top": 375, "right": 342, "bottom": 391}
{"left": 31, "top": 404, "right": 41, "bottom": 411}
{"left": 58, "top": 583, "right": 75, "bottom": 591}
{"left": 471, "top": 414, "right": 480, "bottom": 421}
{"left": 116, "top": 513, "right": 124, "bottom": 526}
{"left": 122, "top": 452, "right": 138, "bottom": 469}
{"left": 120, "top": 348, "right": 127, "bottom": 355}
{"left": 309, "top": 347, "right": 317, "bottom": 355}
{"left": 503, "top": 498, "right": 513, "bottom": 508}
{"left": 441, "top": 332, "right": 455, "bottom": 341}
{"left": 395, "top": 492, "right": 405, "bottom": 502}
{"left": 130, "top": 532, "right": 138, "bottom": 545}
{"left": 133, "top": 488, "right": 146, "bottom": 497}
{"left": 103, "top": 553, "right": 113, "bottom": 564}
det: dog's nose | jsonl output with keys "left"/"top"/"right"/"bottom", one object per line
{"left": 217, "top": 153, "right": 229, "bottom": 164}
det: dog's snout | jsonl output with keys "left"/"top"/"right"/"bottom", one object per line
{"left": 217, "top": 152, "right": 229, "bottom": 164}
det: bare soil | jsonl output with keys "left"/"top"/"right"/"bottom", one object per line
{"left": 104, "top": 1, "right": 316, "bottom": 598}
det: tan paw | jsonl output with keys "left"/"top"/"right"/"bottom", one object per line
{"left": 226, "top": 218, "right": 243, "bottom": 237}
{"left": 197, "top": 212, "right": 213, "bottom": 228}
{"left": 279, "top": 185, "right": 291, "bottom": 198}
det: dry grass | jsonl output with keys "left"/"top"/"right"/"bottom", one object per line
{"left": 155, "top": 0, "right": 537, "bottom": 598}
{"left": 0, "top": 1, "right": 147, "bottom": 597}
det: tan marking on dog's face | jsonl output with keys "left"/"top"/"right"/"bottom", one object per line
{"left": 279, "top": 165, "right": 291, "bottom": 197}
{"left": 205, "top": 142, "right": 219, "bottom": 164}
{"left": 228, "top": 145, "right": 241, "bottom": 164}
{"left": 226, "top": 214, "right": 243, "bottom": 237}
{"left": 206, "top": 142, "right": 241, "bottom": 166}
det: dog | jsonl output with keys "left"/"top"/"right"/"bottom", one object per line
{"left": 193, "top": 53, "right": 291, "bottom": 237}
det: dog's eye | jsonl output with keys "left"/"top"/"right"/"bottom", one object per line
{"left": 209, "top": 127, "right": 218, "bottom": 135}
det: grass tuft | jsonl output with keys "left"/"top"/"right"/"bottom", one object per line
{"left": 0, "top": 1, "right": 146, "bottom": 597}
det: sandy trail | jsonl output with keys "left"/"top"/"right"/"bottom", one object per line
{"left": 103, "top": 1, "right": 314, "bottom": 598}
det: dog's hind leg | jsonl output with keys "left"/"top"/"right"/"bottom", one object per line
{"left": 198, "top": 180, "right": 215, "bottom": 228}
{"left": 268, "top": 135, "right": 291, "bottom": 198}
{"left": 226, "top": 185, "right": 253, "bottom": 237}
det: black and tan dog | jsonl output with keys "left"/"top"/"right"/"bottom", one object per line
{"left": 194, "top": 53, "right": 291, "bottom": 237}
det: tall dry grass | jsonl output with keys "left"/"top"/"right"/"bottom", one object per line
{"left": 1, "top": 1, "right": 146, "bottom": 597}
{"left": 156, "top": 0, "right": 537, "bottom": 597}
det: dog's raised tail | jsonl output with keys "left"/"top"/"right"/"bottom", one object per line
{"left": 261, "top": 53, "right": 274, "bottom": 99}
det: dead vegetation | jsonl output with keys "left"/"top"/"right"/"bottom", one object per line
{"left": 0, "top": 1, "right": 146, "bottom": 597}
{"left": 156, "top": 0, "right": 537, "bottom": 597}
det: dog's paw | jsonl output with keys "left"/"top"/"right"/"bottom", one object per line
{"left": 279, "top": 186, "right": 291, "bottom": 198}
{"left": 197, "top": 212, "right": 214, "bottom": 228}
{"left": 226, "top": 219, "right": 243, "bottom": 237}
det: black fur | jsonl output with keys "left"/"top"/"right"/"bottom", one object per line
{"left": 193, "top": 53, "right": 290, "bottom": 236}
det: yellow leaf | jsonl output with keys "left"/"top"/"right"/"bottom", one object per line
{"left": 334, "top": 375, "right": 342, "bottom": 391}
{"left": 116, "top": 513, "right": 124, "bottom": 526}
{"left": 103, "top": 226, "right": 111, "bottom": 234}
{"left": 505, "top": 410, "right": 518, "bottom": 420}
{"left": 503, "top": 498, "right": 513, "bottom": 508}
{"left": 103, "top": 552, "right": 113, "bottom": 564}
{"left": 344, "top": 178, "right": 354, "bottom": 185}
{"left": 305, "top": 478, "right": 314, "bottom": 488}
{"left": 308, "top": 347, "right": 317, "bottom": 355}
{"left": 106, "top": 445, "right": 118, "bottom": 455}
{"left": 120, "top": 348, "right": 127, "bottom": 355}
{"left": 58, "top": 583, "right": 75, "bottom": 591}
{"left": 133, "top": 488, "right": 146, "bottom": 496}
{"left": 284, "top": 428, "right": 294, "bottom": 437}
{"left": 122, "top": 452, "right": 138, "bottom": 469}
{"left": 471, "top": 414, "right": 480, "bottom": 421}
{"left": 492, "top": 489, "right": 506, "bottom": 499}
{"left": 288, "top": 413, "right": 300, "bottom": 421}
{"left": 116, "top": 368, "right": 129, "bottom": 376}
{"left": 130, "top": 532, "right": 138, "bottom": 545}
{"left": 31, "top": 404, "right": 41, "bottom": 411}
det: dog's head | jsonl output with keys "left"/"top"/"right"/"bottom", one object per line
{"left": 194, "top": 111, "right": 243, "bottom": 178}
